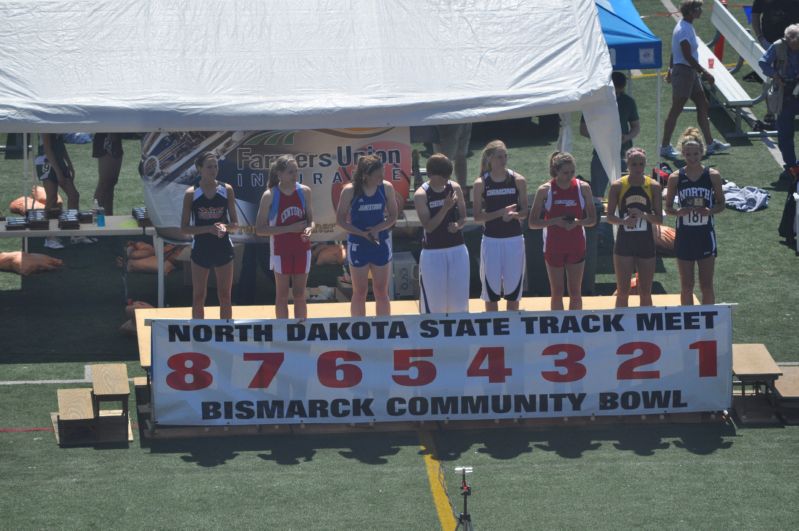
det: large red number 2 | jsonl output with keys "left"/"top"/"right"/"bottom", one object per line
{"left": 393, "top": 349, "right": 436, "bottom": 386}
{"left": 243, "top": 353, "right": 284, "bottom": 389}
{"left": 541, "top": 344, "right": 586, "bottom": 382}
{"left": 318, "top": 350, "right": 363, "bottom": 388}
{"left": 616, "top": 342, "right": 660, "bottom": 380}
{"left": 466, "top": 347, "right": 512, "bottom": 383}
{"left": 165, "top": 352, "right": 213, "bottom": 390}
{"left": 690, "top": 340, "right": 718, "bottom": 377}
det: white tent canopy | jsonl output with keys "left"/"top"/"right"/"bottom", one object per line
{"left": 0, "top": 0, "right": 621, "bottom": 179}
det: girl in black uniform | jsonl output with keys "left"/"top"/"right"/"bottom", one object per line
{"left": 181, "top": 152, "right": 239, "bottom": 319}
{"left": 413, "top": 153, "right": 469, "bottom": 313}
{"left": 664, "top": 127, "right": 725, "bottom": 305}
{"left": 606, "top": 147, "right": 662, "bottom": 307}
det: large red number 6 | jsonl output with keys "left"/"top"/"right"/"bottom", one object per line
{"left": 690, "top": 340, "right": 717, "bottom": 377}
{"left": 318, "top": 350, "right": 363, "bottom": 388}
{"left": 541, "top": 344, "right": 586, "bottom": 383}
{"left": 616, "top": 342, "right": 660, "bottom": 380}
{"left": 392, "top": 349, "right": 436, "bottom": 386}
{"left": 243, "top": 353, "right": 284, "bottom": 389}
{"left": 166, "top": 352, "right": 213, "bottom": 391}
{"left": 466, "top": 347, "right": 512, "bottom": 383}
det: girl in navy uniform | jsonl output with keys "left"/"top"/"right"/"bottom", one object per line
{"left": 606, "top": 147, "right": 663, "bottom": 307}
{"left": 473, "top": 140, "right": 528, "bottom": 312}
{"left": 181, "top": 152, "right": 238, "bottom": 319}
{"left": 413, "top": 153, "right": 469, "bottom": 314}
{"left": 255, "top": 155, "right": 315, "bottom": 319}
{"left": 335, "top": 155, "right": 398, "bottom": 316}
{"left": 664, "top": 127, "right": 725, "bottom": 305}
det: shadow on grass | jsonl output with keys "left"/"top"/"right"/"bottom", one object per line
{"left": 145, "top": 422, "right": 738, "bottom": 468}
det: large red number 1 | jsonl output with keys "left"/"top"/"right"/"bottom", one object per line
{"left": 243, "top": 353, "right": 284, "bottom": 389}
{"left": 541, "top": 344, "right": 586, "bottom": 382}
{"left": 466, "top": 347, "right": 512, "bottom": 383}
{"left": 690, "top": 340, "right": 718, "bottom": 377}
{"left": 165, "top": 352, "right": 213, "bottom": 390}
{"left": 318, "top": 350, "right": 363, "bottom": 388}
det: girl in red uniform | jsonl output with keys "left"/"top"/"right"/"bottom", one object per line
{"left": 255, "top": 155, "right": 315, "bottom": 319}
{"left": 529, "top": 152, "right": 596, "bottom": 310}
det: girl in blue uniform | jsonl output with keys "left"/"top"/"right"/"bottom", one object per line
{"left": 664, "top": 127, "right": 725, "bottom": 305}
{"left": 335, "top": 155, "right": 398, "bottom": 316}
{"left": 181, "top": 152, "right": 238, "bottom": 319}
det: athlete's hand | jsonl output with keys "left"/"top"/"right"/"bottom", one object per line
{"left": 501, "top": 204, "right": 518, "bottom": 222}
{"left": 447, "top": 221, "right": 460, "bottom": 233}
{"left": 301, "top": 225, "right": 313, "bottom": 242}
{"left": 213, "top": 223, "right": 227, "bottom": 238}
{"left": 701, "top": 70, "right": 715, "bottom": 86}
{"left": 443, "top": 191, "right": 457, "bottom": 211}
{"left": 694, "top": 206, "right": 712, "bottom": 216}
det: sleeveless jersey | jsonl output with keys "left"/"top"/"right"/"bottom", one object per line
{"left": 191, "top": 183, "right": 232, "bottom": 250}
{"left": 482, "top": 170, "right": 522, "bottom": 238}
{"left": 615, "top": 175, "right": 656, "bottom": 257}
{"left": 269, "top": 185, "right": 310, "bottom": 255}
{"left": 543, "top": 177, "right": 586, "bottom": 253}
{"left": 676, "top": 167, "right": 715, "bottom": 231}
{"left": 421, "top": 181, "right": 464, "bottom": 249}
{"left": 349, "top": 183, "right": 389, "bottom": 244}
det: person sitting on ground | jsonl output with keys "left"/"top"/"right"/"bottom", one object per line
{"left": 606, "top": 147, "right": 663, "bottom": 308}
{"left": 660, "top": 0, "right": 731, "bottom": 160}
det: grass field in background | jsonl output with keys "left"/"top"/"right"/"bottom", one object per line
{"left": 0, "top": 0, "right": 798, "bottom": 528}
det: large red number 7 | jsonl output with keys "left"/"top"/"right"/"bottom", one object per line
{"left": 243, "top": 353, "right": 284, "bottom": 389}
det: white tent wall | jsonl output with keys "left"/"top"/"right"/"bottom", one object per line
{"left": 0, "top": 0, "right": 619, "bottom": 172}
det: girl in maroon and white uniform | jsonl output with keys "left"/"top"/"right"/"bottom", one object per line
{"left": 472, "top": 140, "right": 528, "bottom": 312}
{"left": 255, "top": 155, "right": 315, "bottom": 319}
{"left": 529, "top": 152, "right": 596, "bottom": 310}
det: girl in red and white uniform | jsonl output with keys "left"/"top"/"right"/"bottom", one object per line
{"left": 255, "top": 155, "right": 315, "bottom": 319}
{"left": 472, "top": 140, "right": 528, "bottom": 312}
{"left": 529, "top": 152, "right": 596, "bottom": 310}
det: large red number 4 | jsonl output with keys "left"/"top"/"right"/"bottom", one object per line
{"left": 690, "top": 340, "right": 717, "bottom": 377}
{"left": 243, "top": 353, "right": 284, "bottom": 389}
{"left": 165, "top": 352, "right": 213, "bottom": 391}
{"left": 466, "top": 347, "right": 512, "bottom": 383}
{"left": 318, "top": 350, "right": 363, "bottom": 388}
{"left": 392, "top": 349, "right": 436, "bottom": 386}
{"left": 616, "top": 342, "right": 660, "bottom": 380}
{"left": 541, "top": 344, "right": 587, "bottom": 383}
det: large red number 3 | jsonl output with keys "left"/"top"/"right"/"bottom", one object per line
{"left": 392, "top": 349, "right": 436, "bottom": 386}
{"left": 318, "top": 350, "right": 363, "bottom": 388}
{"left": 541, "top": 344, "right": 586, "bottom": 382}
{"left": 243, "top": 353, "right": 284, "bottom": 389}
{"left": 616, "top": 342, "right": 660, "bottom": 380}
{"left": 466, "top": 347, "right": 512, "bottom": 383}
{"left": 165, "top": 352, "right": 213, "bottom": 391}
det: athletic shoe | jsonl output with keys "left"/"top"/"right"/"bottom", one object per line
{"left": 44, "top": 237, "right": 65, "bottom": 249}
{"left": 706, "top": 139, "right": 731, "bottom": 155}
{"left": 659, "top": 145, "right": 680, "bottom": 159}
{"left": 70, "top": 236, "right": 98, "bottom": 245}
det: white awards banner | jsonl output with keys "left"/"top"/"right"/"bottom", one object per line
{"left": 139, "top": 128, "right": 411, "bottom": 241}
{"left": 150, "top": 306, "right": 733, "bottom": 426}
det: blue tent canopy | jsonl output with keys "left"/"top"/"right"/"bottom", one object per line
{"left": 596, "top": 0, "right": 662, "bottom": 70}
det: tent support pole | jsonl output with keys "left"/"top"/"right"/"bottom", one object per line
{"left": 656, "top": 68, "right": 662, "bottom": 159}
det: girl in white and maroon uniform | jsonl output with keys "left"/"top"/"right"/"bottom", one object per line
{"left": 255, "top": 155, "right": 315, "bottom": 319}
{"left": 472, "top": 140, "right": 528, "bottom": 312}
{"left": 413, "top": 153, "right": 469, "bottom": 313}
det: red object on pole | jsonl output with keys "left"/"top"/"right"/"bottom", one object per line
{"left": 713, "top": 0, "right": 727, "bottom": 60}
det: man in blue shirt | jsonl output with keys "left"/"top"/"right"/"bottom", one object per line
{"left": 759, "top": 23, "right": 799, "bottom": 178}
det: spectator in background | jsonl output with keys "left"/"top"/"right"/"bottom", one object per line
{"left": 752, "top": 0, "right": 799, "bottom": 126}
{"left": 579, "top": 71, "right": 640, "bottom": 199}
{"left": 759, "top": 24, "right": 799, "bottom": 179}
{"left": 92, "top": 133, "right": 123, "bottom": 215}
{"left": 40, "top": 134, "right": 87, "bottom": 249}
{"left": 436, "top": 123, "right": 472, "bottom": 188}
{"left": 660, "top": 0, "right": 731, "bottom": 160}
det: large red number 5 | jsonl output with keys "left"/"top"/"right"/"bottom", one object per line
{"left": 616, "top": 342, "right": 660, "bottom": 380}
{"left": 392, "top": 349, "right": 436, "bottom": 386}
{"left": 466, "top": 347, "right": 512, "bottom": 383}
{"left": 318, "top": 350, "right": 363, "bottom": 388}
{"left": 166, "top": 352, "right": 213, "bottom": 391}
{"left": 690, "top": 340, "right": 717, "bottom": 377}
{"left": 243, "top": 353, "right": 284, "bottom": 389}
{"left": 541, "top": 344, "right": 586, "bottom": 382}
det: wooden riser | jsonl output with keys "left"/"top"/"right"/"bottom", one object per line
{"left": 51, "top": 411, "right": 133, "bottom": 447}
{"left": 731, "top": 396, "right": 782, "bottom": 426}
{"left": 775, "top": 366, "right": 799, "bottom": 401}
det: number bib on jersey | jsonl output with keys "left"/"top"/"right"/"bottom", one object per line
{"left": 681, "top": 210, "right": 708, "bottom": 227}
{"left": 623, "top": 216, "right": 648, "bottom": 232}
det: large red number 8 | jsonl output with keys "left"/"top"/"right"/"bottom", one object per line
{"left": 318, "top": 350, "right": 363, "bottom": 388}
{"left": 165, "top": 352, "right": 213, "bottom": 391}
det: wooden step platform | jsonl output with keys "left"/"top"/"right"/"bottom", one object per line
{"left": 774, "top": 365, "right": 799, "bottom": 401}
{"left": 732, "top": 344, "right": 782, "bottom": 399}
{"left": 53, "top": 363, "right": 132, "bottom": 447}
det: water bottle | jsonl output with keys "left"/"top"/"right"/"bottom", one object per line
{"left": 95, "top": 201, "right": 105, "bottom": 228}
